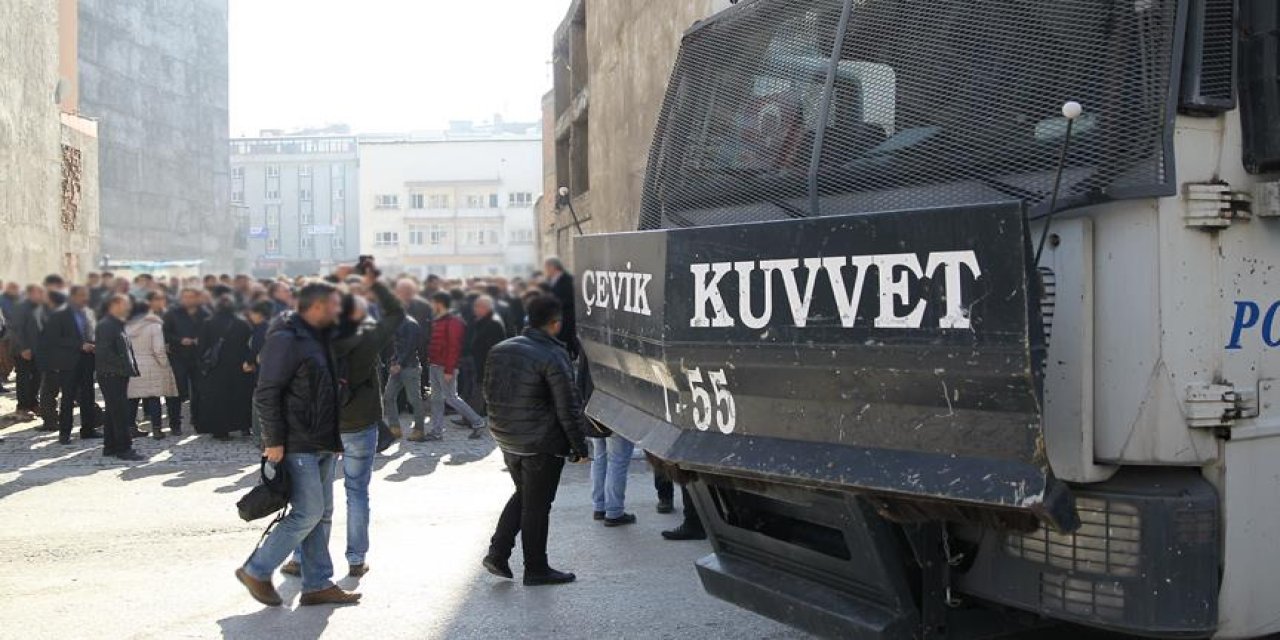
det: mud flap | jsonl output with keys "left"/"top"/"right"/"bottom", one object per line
{"left": 577, "top": 202, "right": 1076, "bottom": 531}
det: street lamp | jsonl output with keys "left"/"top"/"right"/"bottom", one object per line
{"left": 555, "top": 186, "right": 584, "bottom": 235}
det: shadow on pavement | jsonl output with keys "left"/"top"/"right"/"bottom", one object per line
{"left": 217, "top": 579, "right": 337, "bottom": 639}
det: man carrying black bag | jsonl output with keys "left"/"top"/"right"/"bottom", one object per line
{"left": 234, "top": 281, "right": 360, "bottom": 607}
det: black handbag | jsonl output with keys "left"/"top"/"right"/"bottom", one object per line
{"left": 376, "top": 420, "right": 397, "bottom": 453}
{"left": 199, "top": 337, "right": 225, "bottom": 376}
{"left": 236, "top": 458, "right": 290, "bottom": 522}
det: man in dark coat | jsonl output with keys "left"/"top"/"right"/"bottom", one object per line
{"left": 236, "top": 281, "right": 360, "bottom": 608}
{"left": 8, "top": 285, "right": 46, "bottom": 418}
{"left": 481, "top": 294, "right": 590, "bottom": 586}
{"left": 95, "top": 294, "right": 142, "bottom": 461}
{"left": 543, "top": 257, "right": 577, "bottom": 356}
{"left": 468, "top": 295, "right": 507, "bottom": 417}
{"left": 45, "top": 286, "right": 102, "bottom": 444}
{"left": 162, "top": 288, "right": 207, "bottom": 434}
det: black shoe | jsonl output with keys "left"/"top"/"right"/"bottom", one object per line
{"left": 80, "top": 430, "right": 103, "bottom": 439}
{"left": 152, "top": 430, "right": 166, "bottom": 440}
{"left": 656, "top": 500, "right": 675, "bottom": 514}
{"left": 58, "top": 437, "right": 72, "bottom": 445}
{"left": 130, "top": 429, "right": 149, "bottom": 439}
{"left": 603, "top": 513, "right": 637, "bottom": 527}
{"left": 114, "top": 450, "right": 146, "bottom": 462}
{"left": 661, "top": 523, "right": 707, "bottom": 541}
{"left": 592, "top": 511, "right": 605, "bottom": 521}
{"left": 523, "top": 568, "right": 576, "bottom": 586}
{"left": 213, "top": 433, "right": 233, "bottom": 441}
{"left": 482, "top": 555, "right": 513, "bottom": 580}
{"left": 170, "top": 426, "right": 182, "bottom": 436}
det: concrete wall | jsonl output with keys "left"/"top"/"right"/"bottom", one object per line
{"left": 0, "top": 0, "right": 66, "bottom": 284}
{"left": 77, "top": 0, "right": 233, "bottom": 272}
{"left": 541, "top": 0, "right": 731, "bottom": 266}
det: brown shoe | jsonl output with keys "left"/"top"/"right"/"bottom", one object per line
{"left": 235, "top": 568, "right": 283, "bottom": 606}
{"left": 280, "top": 560, "right": 300, "bottom": 577}
{"left": 348, "top": 563, "right": 369, "bottom": 578}
{"left": 388, "top": 426, "right": 402, "bottom": 440}
{"left": 299, "top": 585, "right": 361, "bottom": 606}
{"left": 406, "top": 429, "right": 425, "bottom": 443}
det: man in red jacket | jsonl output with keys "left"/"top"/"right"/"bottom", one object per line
{"left": 419, "top": 291, "right": 486, "bottom": 441}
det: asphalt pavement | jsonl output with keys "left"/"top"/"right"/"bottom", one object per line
{"left": 0, "top": 395, "right": 804, "bottom": 640}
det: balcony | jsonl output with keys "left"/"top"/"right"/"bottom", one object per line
{"left": 403, "top": 207, "right": 456, "bottom": 219}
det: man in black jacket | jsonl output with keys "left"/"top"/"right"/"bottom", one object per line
{"left": 8, "top": 285, "right": 46, "bottom": 419}
{"left": 45, "top": 286, "right": 101, "bottom": 444}
{"left": 162, "top": 289, "right": 207, "bottom": 434}
{"left": 237, "top": 282, "right": 360, "bottom": 608}
{"left": 468, "top": 295, "right": 506, "bottom": 417}
{"left": 543, "top": 257, "right": 577, "bottom": 355}
{"left": 95, "top": 295, "right": 142, "bottom": 461}
{"left": 481, "top": 294, "right": 590, "bottom": 586}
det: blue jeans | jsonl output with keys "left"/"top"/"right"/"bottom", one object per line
{"left": 591, "top": 435, "right": 635, "bottom": 519}
{"left": 341, "top": 426, "right": 377, "bottom": 564}
{"left": 243, "top": 452, "right": 337, "bottom": 593}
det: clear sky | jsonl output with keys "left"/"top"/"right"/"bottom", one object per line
{"left": 228, "top": 0, "right": 573, "bottom": 137}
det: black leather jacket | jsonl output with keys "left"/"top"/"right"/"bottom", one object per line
{"left": 483, "top": 328, "right": 589, "bottom": 458}
{"left": 94, "top": 315, "right": 138, "bottom": 378}
{"left": 254, "top": 313, "right": 342, "bottom": 453}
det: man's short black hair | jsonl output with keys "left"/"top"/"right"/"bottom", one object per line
{"left": 297, "top": 282, "right": 336, "bottom": 312}
{"left": 249, "top": 300, "right": 275, "bottom": 319}
{"left": 43, "top": 274, "right": 65, "bottom": 287}
{"left": 144, "top": 291, "right": 166, "bottom": 302}
{"left": 526, "top": 294, "right": 563, "bottom": 331}
{"left": 429, "top": 291, "right": 452, "bottom": 308}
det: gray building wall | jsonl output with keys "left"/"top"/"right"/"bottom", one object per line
{"left": 77, "top": 0, "right": 233, "bottom": 272}
{"left": 0, "top": 0, "right": 100, "bottom": 284}
{"left": 230, "top": 137, "right": 361, "bottom": 276}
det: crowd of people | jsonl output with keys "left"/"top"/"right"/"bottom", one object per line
{"left": 0, "top": 256, "right": 703, "bottom": 607}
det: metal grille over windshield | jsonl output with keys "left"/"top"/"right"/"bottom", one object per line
{"left": 640, "top": 0, "right": 1181, "bottom": 230}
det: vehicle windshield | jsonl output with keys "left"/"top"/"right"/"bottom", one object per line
{"left": 640, "top": 0, "right": 1180, "bottom": 229}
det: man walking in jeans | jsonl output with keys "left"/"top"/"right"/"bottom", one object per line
{"left": 283, "top": 263, "right": 404, "bottom": 579}
{"left": 482, "top": 295, "right": 590, "bottom": 586}
{"left": 235, "top": 282, "right": 359, "bottom": 607}
{"left": 425, "top": 292, "right": 485, "bottom": 440}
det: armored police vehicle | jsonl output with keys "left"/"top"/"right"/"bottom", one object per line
{"left": 574, "top": 0, "right": 1280, "bottom": 637}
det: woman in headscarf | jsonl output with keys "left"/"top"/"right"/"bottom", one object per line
{"left": 196, "top": 294, "right": 254, "bottom": 440}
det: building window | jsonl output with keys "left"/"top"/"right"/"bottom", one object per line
{"left": 375, "top": 232, "right": 399, "bottom": 246}
{"left": 428, "top": 194, "right": 450, "bottom": 209}
{"left": 232, "top": 166, "right": 245, "bottom": 179}
{"left": 408, "top": 230, "right": 426, "bottom": 246}
{"left": 509, "top": 228, "right": 534, "bottom": 244}
{"left": 461, "top": 226, "right": 500, "bottom": 246}
{"left": 299, "top": 189, "right": 312, "bottom": 202}
{"left": 331, "top": 164, "right": 345, "bottom": 179}
{"left": 375, "top": 194, "right": 399, "bottom": 209}
{"left": 265, "top": 189, "right": 280, "bottom": 200}
{"left": 300, "top": 211, "right": 314, "bottom": 225}
{"left": 299, "top": 165, "right": 312, "bottom": 177}
{"left": 301, "top": 235, "right": 314, "bottom": 249}
{"left": 332, "top": 235, "right": 345, "bottom": 250}
{"left": 333, "top": 188, "right": 345, "bottom": 200}
{"left": 465, "top": 194, "right": 488, "bottom": 208}
{"left": 266, "top": 238, "right": 280, "bottom": 252}
{"left": 266, "top": 165, "right": 281, "bottom": 178}
{"left": 428, "top": 224, "right": 448, "bottom": 245}
{"left": 489, "top": 193, "right": 499, "bottom": 208}
{"left": 508, "top": 192, "right": 533, "bottom": 207}
{"left": 265, "top": 205, "right": 281, "bottom": 225}
{"left": 410, "top": 193, "right": 425, "bottom": 209}
{"left": 232, "top": 190, "right": 244, "bottom": 204}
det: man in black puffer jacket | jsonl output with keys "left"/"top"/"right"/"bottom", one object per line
{"left": 481, "top": 294, "right": 590, "bottom": 587}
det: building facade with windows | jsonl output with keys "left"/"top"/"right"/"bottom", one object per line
{"left": 230, "top": 135, "right": 360, "bottom": 276}
{"left": 357, "top": 136, "right": 540, "bottom": 279}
